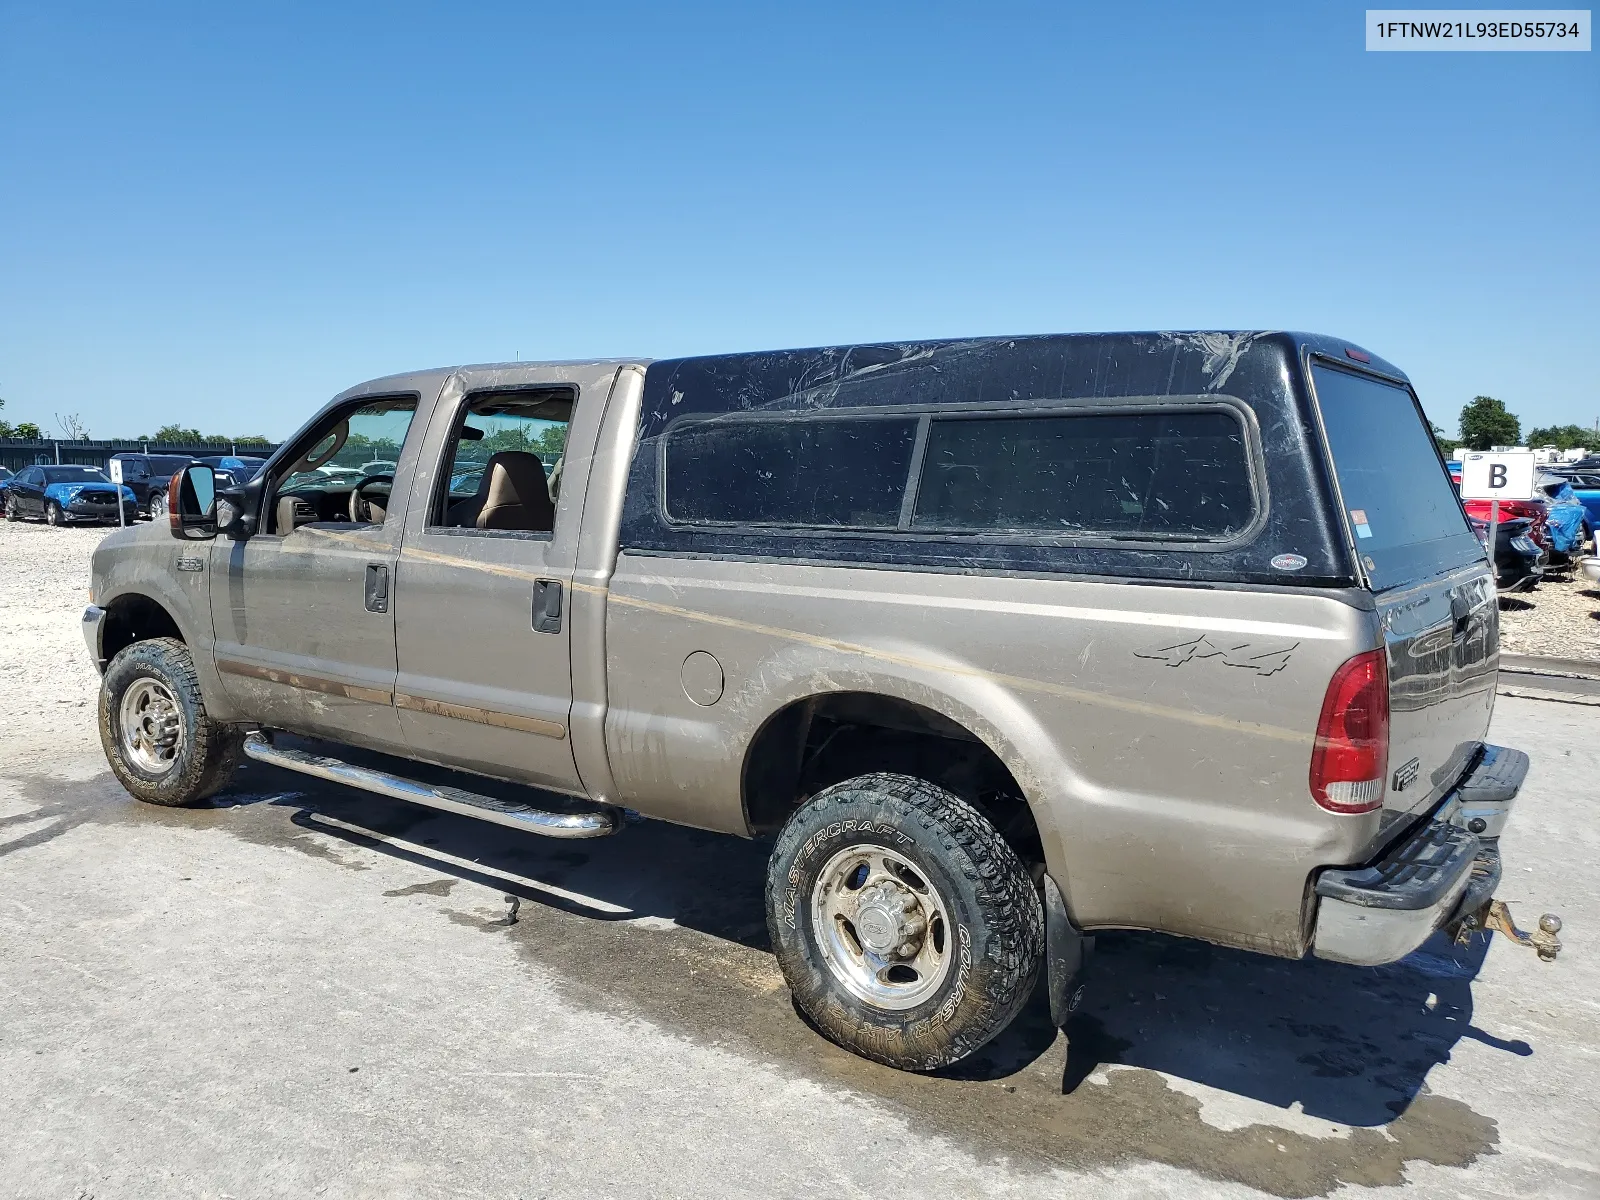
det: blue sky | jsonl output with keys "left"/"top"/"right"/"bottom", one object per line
{"left": 1, "top": 1, "right": 1594, "bottom": 441}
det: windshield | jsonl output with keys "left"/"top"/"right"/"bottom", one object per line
{"left": 43, "top": 466, "right": 111, "bottom": 484}
{"left": 1312, "top": 364, "right": 1482, "bottom": 590}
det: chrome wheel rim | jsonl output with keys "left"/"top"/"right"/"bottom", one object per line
{"left": 118, "top": 678, "right": 185, "bottom": 774}
{"left": 149, "top": 493, "right": 167, "bottom": 519}
{"left": 809, "top": 843, "right": 953, "bottom": 1011}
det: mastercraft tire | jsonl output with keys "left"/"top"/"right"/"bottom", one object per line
{"left": 98, "top": 637, "right": 242, "bottom": 806}
{"left": 766, "top": 772, "right": 1044, "bottom": 1071}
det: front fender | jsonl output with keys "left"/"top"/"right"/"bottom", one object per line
{"left": 90, "top": 526, "right": 238, "bottom": 721}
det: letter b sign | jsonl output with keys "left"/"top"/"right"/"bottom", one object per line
{"left": 1460, "top": 452, "right": 1535, "bottom": 501}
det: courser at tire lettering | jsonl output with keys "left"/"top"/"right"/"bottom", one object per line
{"left": 98, "top": 637, "right": 243, "bottom": 806}
{"left": 764, "top": 772, "right": 1044, "bottom": 1071}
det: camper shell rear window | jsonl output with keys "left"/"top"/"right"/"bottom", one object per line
{"left": 1311, "top": 363, "right": 1482, "bottom": 591}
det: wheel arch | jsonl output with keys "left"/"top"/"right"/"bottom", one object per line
{"left": 740, "top": 679, "right": 1079, "bottom": 892}
{"left": 99, "top": 591, "right": 185, "bottom": 664}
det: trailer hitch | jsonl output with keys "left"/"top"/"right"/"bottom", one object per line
{"left": 1453, "top": 898, "right": 1563, "bottom": 961}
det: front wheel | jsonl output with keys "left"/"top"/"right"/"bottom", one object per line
{"left": 99, "top": 637, "right": 242, "bottom": 805}
{"left": 46, "top": 501, "right": 64, "bottom": 526}
{"left": 765, "top": 772, "right": 1043, "bottom": 1071}
{"left": 4, "top": 496, "right": 18, "bottom": 522}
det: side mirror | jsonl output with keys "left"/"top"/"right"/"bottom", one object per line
{"left": 168, "top": 465, "right": 218, "bottom": 540}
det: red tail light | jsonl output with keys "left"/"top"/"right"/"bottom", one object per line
{"left": 1310, "top": 649, "right": 1390, "bottom": 814}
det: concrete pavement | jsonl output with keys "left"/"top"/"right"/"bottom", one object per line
{"left": 2, "top": 697, "right": 1597, "bottom": 1199}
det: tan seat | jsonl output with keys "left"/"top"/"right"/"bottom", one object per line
{"left": 474, "top": 451, "right": 555, "bottom": 532}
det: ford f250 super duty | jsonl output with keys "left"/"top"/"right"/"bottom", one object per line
{"left": 83, "top": 332, "right": 1561, "bottom": 1071}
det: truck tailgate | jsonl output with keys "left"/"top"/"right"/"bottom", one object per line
{"left": 1309, "top": 362, "right": 1497, "bottom": 844}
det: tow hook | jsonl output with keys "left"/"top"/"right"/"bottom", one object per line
{"left": 1455, "top": 899, "right": 1564, "bottom": 961}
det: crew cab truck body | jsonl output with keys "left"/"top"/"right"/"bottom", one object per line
{"left": 84, "top": 332, "right": 1546, "bottom": 1071}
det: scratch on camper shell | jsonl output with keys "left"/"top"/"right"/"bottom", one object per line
{"left": 1159, "top": 332, "right": 1269, "bottom": 391}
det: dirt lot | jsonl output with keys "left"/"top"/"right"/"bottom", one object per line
{"left": 1498, "top": 566, "right": 1600, "bottom": 662}
{"left": 2, "top": 519, "right": 1598, "bottom": 1199}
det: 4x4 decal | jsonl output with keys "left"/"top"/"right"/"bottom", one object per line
{"left": 1134, "top": 634, "right": 1298, "bottom": 676}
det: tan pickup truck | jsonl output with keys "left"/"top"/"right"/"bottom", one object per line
{"left": 83, "top": 332, "right": 1556, "bottom": 1072}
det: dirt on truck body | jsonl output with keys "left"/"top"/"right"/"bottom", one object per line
{"left": 82, "top": 331, "right": 1557, "bottom": 1071}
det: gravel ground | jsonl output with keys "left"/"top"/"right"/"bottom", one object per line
{"left": 1498, "top": 568, "right": 1600, "bottom": 662}
{"left": 0, "top": 517, "right": 122, "bottom": 771}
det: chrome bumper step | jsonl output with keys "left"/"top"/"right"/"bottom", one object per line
{"left": 242, "top": 732, "right": 620, "bottom": 839}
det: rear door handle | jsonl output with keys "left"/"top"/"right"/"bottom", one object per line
{"left": 1450, "top": 591, "right": 1472, "bottom": 640}
{"left": 364, "top": 564, "right": 390, "bottom": 613}
{"left": 532, "top": 579, "right": 563, "bottom": 634}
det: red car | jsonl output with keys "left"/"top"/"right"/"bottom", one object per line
{"left": 1449, "top": 464, "right": 1550, "bottom": 548}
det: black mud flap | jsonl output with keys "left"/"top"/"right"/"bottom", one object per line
{"left": 1044, "top": 874, "right": 1093, "bottom": 1027}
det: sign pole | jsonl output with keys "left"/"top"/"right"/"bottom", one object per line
{"left": 109, "top": 457, "right": 125, "bottom": 528}
{"left": 1488, "top": 498, "right": 1498, "bottom": 584}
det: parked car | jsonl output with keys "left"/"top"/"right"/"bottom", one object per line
{"left": 83, "top": 332, "right": 1544, "bottom": 1073}
{"left": 1449, "top": 464, "right": 1552, "bottom": 550}
{"left": 197, "top": 456, "right": 267, "bottom": 489}
{"left": 1470, "top": 515, "right": 1545, "bottom": 592}
{"left": 109, "top": 453, "right": 202, "bottom": 520}
{"left": 1538, "top": 474, "right": 1589, "bottom": 562}
{"left": 6, "top": 464, "right": 137, "bottom": 525}
{"left": 0, "top": 465, "right": 12, "bottom": 499}
{"left": 1548, "top": 470, "right": 1600, "bottom": 538}
{"left": 359, "top": 459, "right": 398, "bottom": 476}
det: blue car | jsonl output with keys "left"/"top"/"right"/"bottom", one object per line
{"left": 4, "top": 464, "right": 138, "bottom": 525}
{"left": 1553, "top": 471, "right": 1600, "bottom": 534}
{"left": 197, "top": 455, "right": 268, "bottom": 488}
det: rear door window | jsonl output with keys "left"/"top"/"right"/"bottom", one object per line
{"left": 1311, "top": 364, "right": 1481, "bottom": 590}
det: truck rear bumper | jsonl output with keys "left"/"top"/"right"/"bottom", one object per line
{"left": 1310, "top": 743, "right": 1525, "bottom": 967}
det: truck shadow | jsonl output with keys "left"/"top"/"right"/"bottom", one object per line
{"left": 218, "top": 751, "right": 1531, "bottom": 1135}
{"left": 962, "top": 927, "right": 1529, "bottom": 1129}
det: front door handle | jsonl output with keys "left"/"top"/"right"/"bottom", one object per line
{"left": 364, "top": 564, "right": 390, "bottom": 613}
{"left": 532, "top": 579, "right": 563, "bottom": 634}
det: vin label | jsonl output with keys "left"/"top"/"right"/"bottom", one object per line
{"left": 1368, "top": 9, "right": 1590, "bottom": 49}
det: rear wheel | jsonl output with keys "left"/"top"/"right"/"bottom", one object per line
{"left": 45, "top": 501, "right": 64, "bottom": 526}
{"left": 765, "top": 772, "right": 1043, "bottom": 1071}
{"left": 99, "top": 637, "right": 242, "bottom": 805}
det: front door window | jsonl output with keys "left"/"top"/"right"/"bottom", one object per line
{"left": 269, "top": 398, "right": 418, "bottom": 532}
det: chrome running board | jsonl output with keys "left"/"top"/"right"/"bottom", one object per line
{"left": 242, "top": 732, "right": 620, "bottom": 839}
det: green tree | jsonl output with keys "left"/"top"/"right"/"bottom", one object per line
{"left": 235, "top": 434, "right": 271, "bottom": 446}
{"left": 1525, "top": 423, "right": 1594, "bottom": 451}
{"left": 1458, "top": 396, "right": 1520, "bottom": 451}
{"left": 13, "top": 421, "right": 43, "bottom": 439}
{"left": 149, "top": 424, "right": 203, "bottom": 444}
{"left": 1431, "top": 423, "right": 1460, "bottom": 457}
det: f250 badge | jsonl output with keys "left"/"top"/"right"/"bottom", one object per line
{"left": 1134, "top": 635, "right": 1298, "bottom": 676}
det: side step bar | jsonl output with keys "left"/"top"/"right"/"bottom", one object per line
{"left": 242, "top": 732, "right": 620, "bottom": 839}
